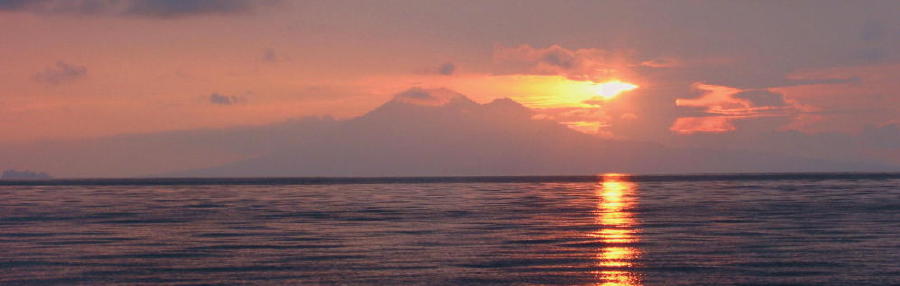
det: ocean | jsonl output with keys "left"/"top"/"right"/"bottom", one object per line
{"left": 1, "top": 173, "right": 898, "bottom": 285}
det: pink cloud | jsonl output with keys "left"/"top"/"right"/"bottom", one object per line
{"left": 772, "top": 63, "right": 900, "bottom": 133}
{"left": 493, "top": 44, "right": 638, "bottom": 82}
{"left": 670, "top": 117, "right": 736, "bottom": 134}
{"left": 671, "top": 83, "right": 799, "bottom": 134}
{"left": 676, "top": 83, "right": 750, "bottom": 112}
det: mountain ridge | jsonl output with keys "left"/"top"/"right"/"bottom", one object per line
{"left": 1, "top": 87, "right": 894, "bottom": 178}
{"left": 169, "top": 88, "right": 892, "bottom": 177}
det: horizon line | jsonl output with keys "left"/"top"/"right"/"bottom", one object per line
{"left": 3, "top": 172, "right": 900, "bottom": 186}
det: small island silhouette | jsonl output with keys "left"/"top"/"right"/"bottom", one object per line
{"left": 1, "top": 169, "right": 52, "bottom": 180}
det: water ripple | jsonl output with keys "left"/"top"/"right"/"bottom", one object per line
{"left": 0, "top": 177, "right": 898, "bottom": 285}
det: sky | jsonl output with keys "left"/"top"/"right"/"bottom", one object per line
{"left": 2, "top": 0, "right": 900, "bottom": 174}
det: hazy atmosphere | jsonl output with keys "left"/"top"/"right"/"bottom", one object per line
{"left": 2, "top": 2, "right": 899, "bottom": 285}
{"left": 2, "top": 0, "right": 900, "bottom": 177}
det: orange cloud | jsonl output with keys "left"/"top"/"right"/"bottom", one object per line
{"left": 670, "top": 117, "right": 735, "bottom": 134}
{"left": 493, "top": 44, "right": 639, "bottom": 82}
{"left": 639, "top": 58, "right": 682, "bottom": 68}
{"left": 671, "top": 83, "right": 798, "bottom": 134}
{"left": 675, "top": 83, "right": 750, "bottom": 114}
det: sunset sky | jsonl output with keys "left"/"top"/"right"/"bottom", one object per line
{"left": 2, "top": 0, "right": 900, "bottom": 171}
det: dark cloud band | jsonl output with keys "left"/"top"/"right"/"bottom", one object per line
{"left": 0, "top": 0, "right": 275, "bottom": 18}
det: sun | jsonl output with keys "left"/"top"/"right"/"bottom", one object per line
{"left": 594, "top": 80, "right": 638, "bottom": 100}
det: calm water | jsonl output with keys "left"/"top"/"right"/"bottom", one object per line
{"left": 1, "top": 174, "right": 898, "bottom": 285}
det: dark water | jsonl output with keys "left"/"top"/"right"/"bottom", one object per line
{"left": 1, "top": 174, "right": 898, "bottom": 285}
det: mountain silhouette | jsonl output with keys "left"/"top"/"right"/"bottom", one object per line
{"left": 0, "top": 88, "right": 892, "bottom": 178}
{"left": 169, "top": 88, "right": 889, "bottom": 177}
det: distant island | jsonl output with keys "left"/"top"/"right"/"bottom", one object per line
{"left": 0, "top": 88, "right": 894, "bottom": 178}
{"left": 1, "top": 169, "right": 52, "bottom": 180}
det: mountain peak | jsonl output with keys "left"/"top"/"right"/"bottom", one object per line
{"left": 389, "top": 87, "right": 476, "bottom": 107}
{"left": 484, "top": 97, "right": 533, "bottom": 117}
{"left": 486, "top": 97, "right": 527, "bottom": 109}
{"left": 358, "top": 88, "right": 532, "bottom": 124}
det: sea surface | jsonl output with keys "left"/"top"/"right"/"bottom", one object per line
{"left": 1, "top": 174, "right": 898, "bottom": 285}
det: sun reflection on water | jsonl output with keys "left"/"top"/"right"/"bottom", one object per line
{"left": 592, "top": 173, "right": 642, "bottom": 286}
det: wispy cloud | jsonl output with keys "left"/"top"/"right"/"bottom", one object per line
{"left": 493, "top": 44, "right": 685, "bottom": 82}
{"left": 259, "top": 48, "right": 292, "bottom": 63}
{"left": 0, "top": 0, "right": 276, "bottom": 18}
{"left": 209, "top": 92, "right": 242, "bottom": 105}
{"left": 671, "top": 83, "right": 800, "bottom": 134}
{"left": 494, "top": 44, "right": 632, "bottom": 82}
{"left": 33, "top": 61, "right": 87, "bottom": 85}
{"left": 436, "top": 62, "right": 456, "bottom": 75}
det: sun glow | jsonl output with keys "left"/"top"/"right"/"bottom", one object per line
{"left": 371, "top": 74, "right": 641, "bottom": 135}
{"left": 594, "top": 80, "right": 639, "bottom": 100}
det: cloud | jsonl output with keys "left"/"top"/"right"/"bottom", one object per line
{"left": 675, "top": 83, "right": 751, "bottom": 115}
{"left": 0, "top": 0, "right": 126, "bottom": 14}
{"left": 670, "top": 117, "right": 735, "bottom": 135}
{"left": 126, "top": 0, "right": 258, "bottom": 18}
{"left": 0, "top": 0, "right": 273, "bottom": 18}
{"left": 639, "top": 58, "right": 682, "bottom": 68}
{"left": 209, "top": 92, "right": 242, "bottom": 105}
{"left": 263, "top": 49, "right": 278, "bottom": 62}
{"left": 391, "top": 87, "right": 470, "bottom": 106}
{"left": 33, "top": 61, "right": 87, "bottom": 84}
{"left": 494, "top": 44, "right": 634, "bottom": 82}
{"left": 733, "top": 90, "right": 787, "bottom": 107}
{"left": 396, "top": 88, "right": 432, "bottom": 100}
{"left": 0, "top": 0, "right": 29, "bottom": 10}
{"left": 261, "top": 48, "right": 279, "bottom": 62}
{"left": 676, "top": 83, "right": 798, "bottom": 118}
{"left": 493, "top": 44, "right": 685, "bottom": 82}
{"left": 531, "top": 106, "right": 613, "bottom": 136}
{"left": 416, "top": 62, "right": 456, "bottom": 75}
{"left": 671, "top": 83, "right": 799, "bottom": 134}
{"left": 769, "top": 63, "right": 900, "bottom": 133}
{"left": 436, "top": 62, "right": 456, "bottom": 75}
{"left": 779, "top": 75, "right": 861, "bottom": 87}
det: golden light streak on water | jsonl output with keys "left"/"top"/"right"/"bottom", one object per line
{"left": 592, "top": 173, "right": 642, "bottom": 286}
